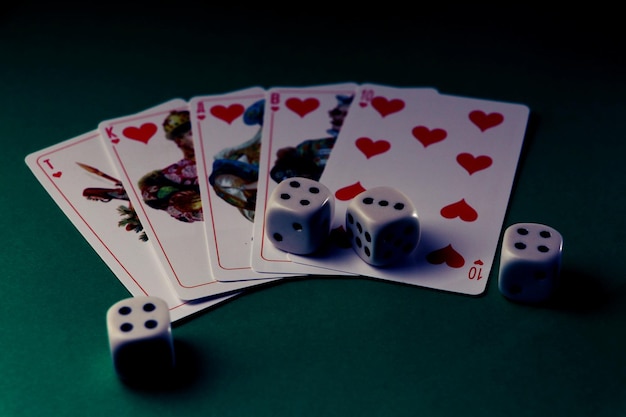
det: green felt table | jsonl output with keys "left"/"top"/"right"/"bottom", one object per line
{"left": 2, "top": 3, "right": 625, "bottom": 416}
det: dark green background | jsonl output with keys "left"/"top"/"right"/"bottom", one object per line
{"left": 2, "top": 2, "right": 625, "bottom": 416}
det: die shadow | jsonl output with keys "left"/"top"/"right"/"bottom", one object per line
{"left": 119, "top": 338, "right": 207, "bottom": 392}
{"left": 530, "top": 267, "right": 617, "bottom": 314}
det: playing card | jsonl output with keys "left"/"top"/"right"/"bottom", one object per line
{"left": 99, "top": 99, "right": 278, "bottom": 300}
{"left": 250, "top": 83, "right": 359, "bottom": 274}
{"left": 25, "top": 130, "right": 235, "bottom": 322}
{"left": 190, "top": 86, "right": 291, "bottom": 281}
{"left": 289, "top": 83, "right": 530, "bottom": 296}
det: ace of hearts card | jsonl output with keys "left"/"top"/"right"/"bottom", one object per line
{"left": 99, "top": 99, "right": 278, "bottom": 300}
{"left": 289, "top": 83, "right": 530, "bottom": 296}
{"left": 190, "top": 86, "right": 291, "bottom": 282}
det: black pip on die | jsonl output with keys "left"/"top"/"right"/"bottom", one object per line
{"left": 498, "top": 223, "right": 563, "bottom": 303}
{"left": 106, "top": 296, "right": 175, "bottom": 382}
{"left": 265, "top": 177, "right": 334, "bottom": 255}
{"left": 346, "top": 186, "right": 420, "bottom": 267}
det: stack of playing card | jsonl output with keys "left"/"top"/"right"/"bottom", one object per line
{"left": 25, "top": 82, "right": 530, "bottom": 322}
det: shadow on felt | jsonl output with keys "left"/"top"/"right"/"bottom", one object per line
{"left": 543, "top": 267, "right": 616, "bottom": 313}
{"left": 120, "top": 338, "right": 206, "bottom": 392}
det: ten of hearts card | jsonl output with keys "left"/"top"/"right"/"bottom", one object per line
{"left": 289, "top": 84, "right": 530, "bottom": 296}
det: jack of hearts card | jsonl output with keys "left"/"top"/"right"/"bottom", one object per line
{"left": 250, "top": 82, "right": 360, "bottom": 275}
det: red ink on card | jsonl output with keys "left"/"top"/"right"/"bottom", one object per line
{"left": 469, "top": 110, "right": 504, "bottom": 132}
{"left": 285, "top": 97, "right": 319, "bottom": 117}
{"left": 358, "top": 89, "right": 375, "bottom": 107}
{"left": 122, "top": 123, "right": 158, "bottom": 144}
{"left": 468, "top": 265, "right": 484, "bottom": 280}
{"left": 371, "top": 96, "right": 404, "bottom": 117}
{"left": 210, "top": 104, "right": 244, "bottom": 124}
{"left": 355, "top": 137, "right": 391, "bottom": 159}
{"left": 440, "top": 199, "right": 478, "bottom": 222}
{"left": 426, "top": 244, "right": 465, "bottom": 269}
{"left": 104, "top": 126, "right": 118, "bottom": 140}
{"left": 196, "top": 102, "right": 206, "bottom": 120}
{"left": 412, "top": 126, "right": 447, "bottom": 147}
{"left": 335, "top": 181, "right": 366, "bottom": 201}
{"left": 456, "top": 153, "right": 492, "bottom": 175}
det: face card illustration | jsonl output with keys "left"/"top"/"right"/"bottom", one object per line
{"left": 24, "top": 130, "right": 235, "bottom": 322}
{"left": 289, "top": 84, "right": 530, "bottom": 296}
{"left": 99, "top": 99, "right": 278, "bottom": 300}
{"left": 250, "top": 83, "right": 359, "bottom": 274}
{"left": 190, "top": 87, "right": 291, "bottom": 281}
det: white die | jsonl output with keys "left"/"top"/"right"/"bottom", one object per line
{"left": 498, "top": 223, "right": 563, "bottom": 303}
{"left": 106, "top": 296, "right": 174, "bottom": 380}
{"left": 265, "top": 177, "right": 334, "bottom": 255}
{"left": 346, "top": 186, "right": 420, "bottom": 266}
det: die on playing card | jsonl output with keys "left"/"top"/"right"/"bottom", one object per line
{"left": 498, "top": 223, "right": 563, "bottom": 303}
{"left": 265, "top": 177, "right": 334, "bottom": 255}
{"left": 106, "top": 296, "right": 175, "bottom": 382}
{"left": 345, "top": 186, "right": 420, "bottom": 267}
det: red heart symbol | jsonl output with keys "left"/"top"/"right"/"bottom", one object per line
{"left": 440, "top": 199, "right": 478, "bottom": 222}
{"left": 210, "top": 104, "right": 244, "bottom": 124}
{"left": 469, "top": 110, "right": 504, "bottom": 132}
{"left": 111, "top": 138, "right": 120, "bottom": 144}
{"left": 271, "top": 105, "right": 279, "bottom": 112}
{"left": 456, "top": 153, "right": 492, "bottom": 175}
{"left": 52, "top": 171, "right": 62, "bottom": 178}
{"left": 358, "top": 102, "right": 367, "bottom": 107}
{"left": 412, "top": 126, "right": 447, "bottom": 147}
{"left": 426, "top": 244, "right": 465, "bottom": 268}
{"left": 197, "top": 114, "right": 206, "bottom": 120}
{"left": 285, "top": 97, "right": 320, "bottom": 118}
{"left": 474, "top": 259, "right": 484, "bottom": 265}
{"left": 335, "top": 181, "right": 366, "bottom": 201}
{"left": 355, "top": 137, "right": 391, "bottom": 159}
{"left": 122, "top": 123, "right": 158, "bottom": 144}
{"left": 371, "top": 96, "right": 405, "bottom": 117}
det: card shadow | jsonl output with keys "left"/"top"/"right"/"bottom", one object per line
{"left": 505, "top": 110, "right": 540, "bottom": 204}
